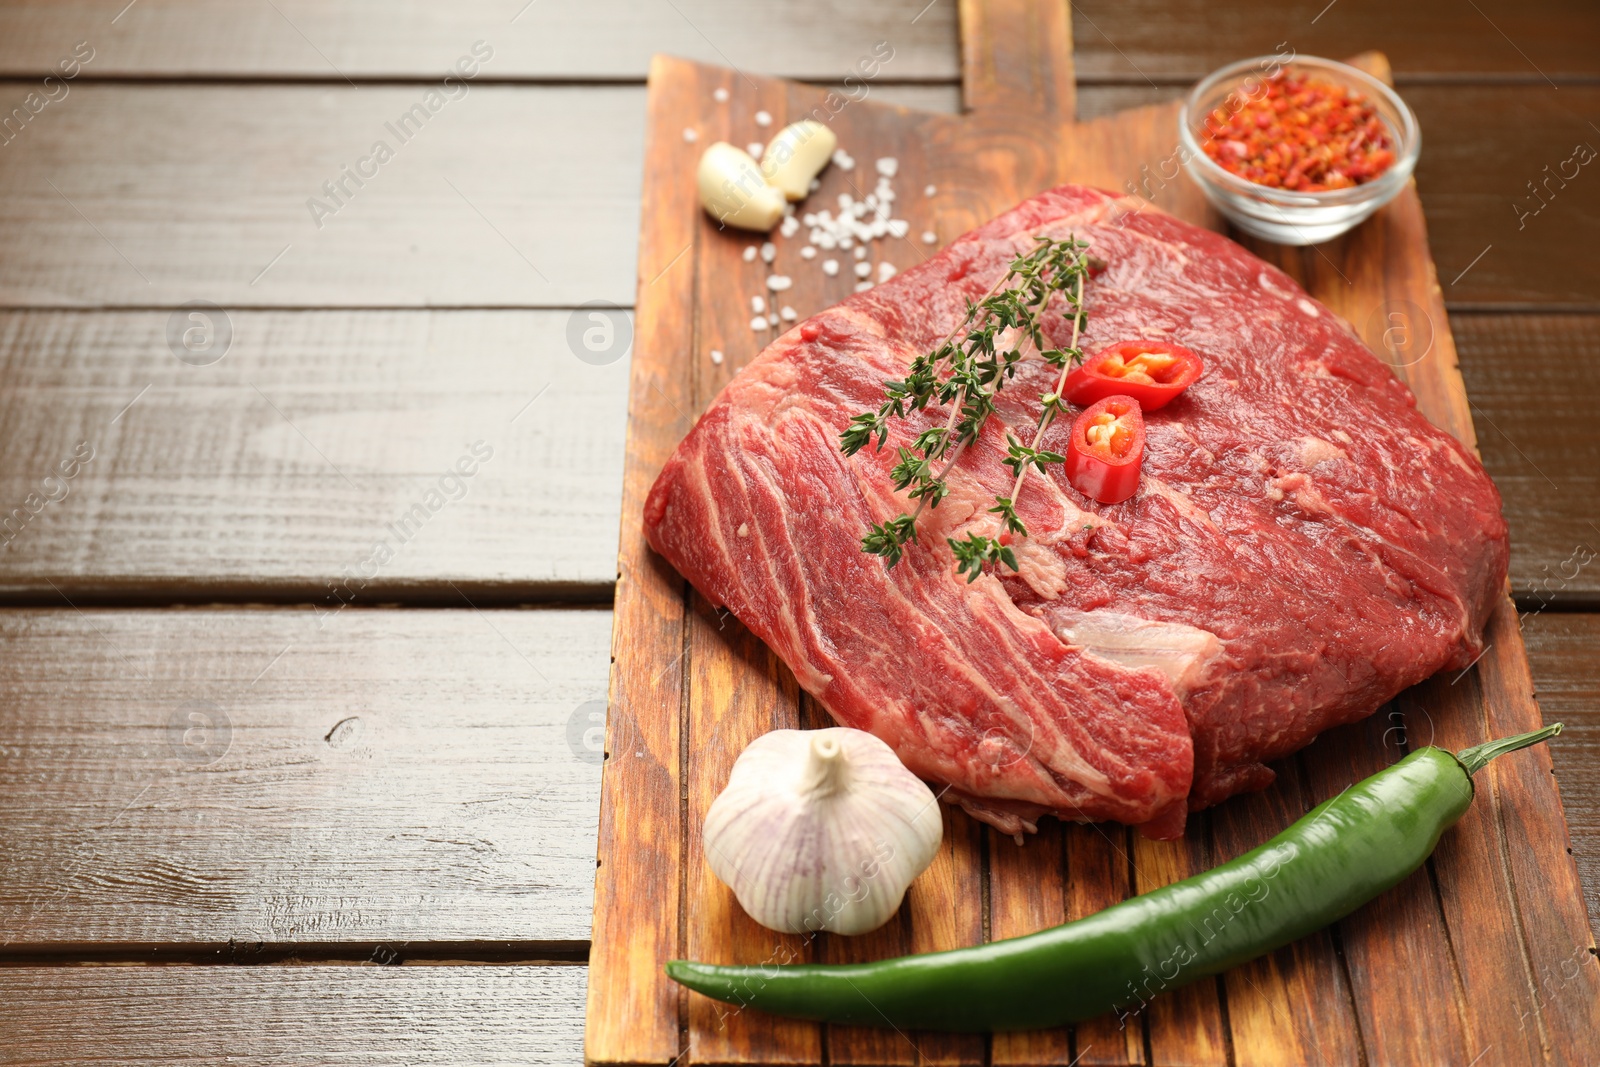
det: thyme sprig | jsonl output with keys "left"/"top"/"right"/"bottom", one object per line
{"left": 840, "top": 235, "right": 1097, "bottom": 579}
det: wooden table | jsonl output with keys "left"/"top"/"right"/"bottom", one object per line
{"left": 0, "top": 2, "right": 1593, "bottom": 1062}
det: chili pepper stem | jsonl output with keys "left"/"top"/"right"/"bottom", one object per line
{"left": 1455, "top": 723, "right": 1563, "bottom": 777}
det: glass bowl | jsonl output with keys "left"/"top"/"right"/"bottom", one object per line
{"left": 1177, "top": 55, "right": 1420, "bottom": 245}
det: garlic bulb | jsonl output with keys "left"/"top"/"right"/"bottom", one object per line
{"left": 761, "top": 120, "right": 838, "bottom": 200}
{"left": 696, "top": 142, "right": 786, "bottom": 232}
{"left": 703, "top": 727, "right": 943, "bottom": 936}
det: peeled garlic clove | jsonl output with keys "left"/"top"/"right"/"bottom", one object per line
{"left": 761, "top": 120, "right": 839, "bottom": 201}
{"left": 703, "top": 727, "right": 943, "bottom": 936}
{"left": 697, "top": 142, "right": 786, "bottom": 232}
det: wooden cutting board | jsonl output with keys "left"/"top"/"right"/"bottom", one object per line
{"left": 587, "top": 2, "right": 1600, "bottom": 1063}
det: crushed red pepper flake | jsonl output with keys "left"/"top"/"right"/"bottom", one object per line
{"left": 1202, "top": 70, "right": 1395, "bottom": 192}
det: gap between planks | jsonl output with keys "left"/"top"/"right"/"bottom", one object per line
{"left": 0, "top": 943, "right": 591, "bottom": 966}
{"left": 0, "top": 582, "right": 616, "bottom": 609}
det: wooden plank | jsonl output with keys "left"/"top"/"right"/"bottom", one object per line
{"left": 0, "top": 607, "right": 610, "bottom": 952}
{"left": 896, "top": 806, "right": 987, "bottom": 1067}
{"left": 679, "top": 68, "right": 819, "bottom": 1063}
{"left": 989, "top": 825, "right": 1071, "bottom": 1066}
{"left": 810, "top": 754, "right": 985, "bottom": 1067}
{"left": 12, "top": 0, "right": 1592, "bottom": 85}
{"left": 1452, "top": 313, "right": 1600, "bottom": 605}
{"left": 805, "top": 682, "right": 985, "bottom": 1066}
{"left": 1471, "top": 602, "right": 1600, "bottom": 1062}
{"left": 0, "top": 83, "right": 1593, "bottom": 312}
{"left": 1134, "top": 827, "right": 1230, "bottom": 1067}
{"left": 0, "top": 0, "right": 959, "bottom": 80}
{"left": 1521, "top": 611, "right": 1600, "bottom": 931}
{"left": 1067, "top": 827, "right": 1146, "bottom": 1067}
{"left": 0, "top": 309, "right": 627, "bottom": 598}
{"left": 1210, "top": 763, "right": 1363, "bottom": 1067}
{"left": 1300, "top": 715, "right": 1471, "bottom": 1066}
{"left": 1074, "top": 84, "right": 1600, "bottom": 310}
{"left": 684, "top": 600, "right": 820, "bottom": 1064}
{"left": 960, "top": 0, "right": 1075, "bottom": 119}
{"left": 0, "top": 965, "right": 587, "bottom": 1065}
{"left": 1072, "top": 0, "right": 1600, "bottom": 82}
{"left": 0, "top": 314, "right": 1581, "bottom": 608}
{"left": 0, "top": 84, "right": 643, "bottom": 307}
{"left": 584, "top": 54, "right": 697, "bottom": 1067}
{"left": 1393, "top": 668, "right": 1548, "bottom": 1065}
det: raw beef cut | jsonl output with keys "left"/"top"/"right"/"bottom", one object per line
{"left": 643, "top": 184, "right": 1508, "bottom": 839}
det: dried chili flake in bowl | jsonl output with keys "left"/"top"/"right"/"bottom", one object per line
{"left": 1202, "top": 71, "right": 1395, "bottom": 191}
{"left": 1177, "top": 56, "right": 1420, "bottom": 245}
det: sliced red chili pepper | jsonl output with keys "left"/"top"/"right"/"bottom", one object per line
{"left": 1063, "top": 340, "right": 1204, "bottom": 411}
{"left": 1065, "top": 395, "right": 1145, "bottom": 505}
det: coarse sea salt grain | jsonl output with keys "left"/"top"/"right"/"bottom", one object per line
{"left": 710, "top": 349, "right": 724, "bottom": 365}
{"left": 800, "top": 246, "right": 817, "bottom": 260}
{"left": 761, "top": 242, "right": 776, "bottom": 263}
{"left": 822, "top": 259, "right": 840, "bottom": 276}
{"left": 855, "top": 280, "right": 873, "bottom": 292}
{"left": 876, "top": 157, "right": 898, "bottom": 177}
{"left": 742, "top": 245, "right": 758, "bottom": 262}
{"left": 747, "top": 142, "right": 764, "bottom": 160}
{"left": 887, "top": 219, "right": 910, "bottom": 238}
{"left": 854, "top": 246, "right": 867, "bottom": 260}
{"left": 767, "top": 275, "right": 792, "bottom": 291}
{"left": 854, "top": 261, "right": 871, "bottom": 279}
{"left": 751, "top": 295, "right": 766, "bottom": 313}
{"left": 683, "top": 127, "right": 698, "bottom": 142}
{"left": 714, "top": 87, "right": 729, "bottom": 102}
{"left": 922, "top": 231, "right": 937, "bottom": 244}
{"left": 832, "top": 149, "right": 855, "bottom": 171}
{"left": 750, "top": 316, "right": 768, "bottom": 331}
{"left": 780, "top": 306, "right": 797, "bottom": 321}
{"left": 755, "top": 110, "right": 772, "bottom": 127}
{"left": 878, "top": 262, "right": 896, "bottom": 282}
{"left": 924, "top": 184, "right": 937, "bottom": 197}
{"left": 779, "top": 216, "right": 800, "bottom": 238}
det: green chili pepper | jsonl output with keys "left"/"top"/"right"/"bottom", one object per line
{"left": 666, "top": 724, "right": 1561, "bottom": 1033}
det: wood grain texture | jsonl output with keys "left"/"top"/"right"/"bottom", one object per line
{"left": 0, "top": 311, "right": 1586, "bottom": 606}
{"left": 1132, "top": 828, "right": 1230, "bottom": 1067}
{"left": 1453, "top": 313, "right": 1600, "bottom": 605}
{"left": 1473, "top": 601, "right": 1600, "bottom": 1063}
{"left": 1066, "top": 827, "right": 1146, "bottom": 1067}
{"left": 0, "top": 84, "right": 643, "bottom": 307}
{"left": 583, "top": 54, "right": 696, "bottom": 1067}
{"left": 0, "top": 309, "right": 627, "bottom": 598}
{"left": 989, "top": 825, "right": 1071, "bottom": 1066}
{"left": 0, "top": 965, "right": 587, "bottom": 1065}
{"left": 1300, "top": 715, "right": 1471, "bottom": 1066}
{"left": 0, "top": 607, "right": 611, "bottom": 953}
{"left": 0, "top": 82, "right": 1594, "bottom": 312}
{"left": 1209, "top": 763, "right": 1362, "bottom": 1067}
{"left": 960, "top": 0, "right": 1075, "bottom": 119}
{"left": 1522, "top": 612, "right": 1600, "bottom": 932}
{"left": 1071, "top": 0, "right": 1600, "bottom": 82}
{"left": 0, "top": 0, "right": 959, "bottom": 80}
{"left": 684, "top": 598, "right": 819, "bottom": 1065}
{"left": 5, "top": 0, "right": 1593, "bottom": 84}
